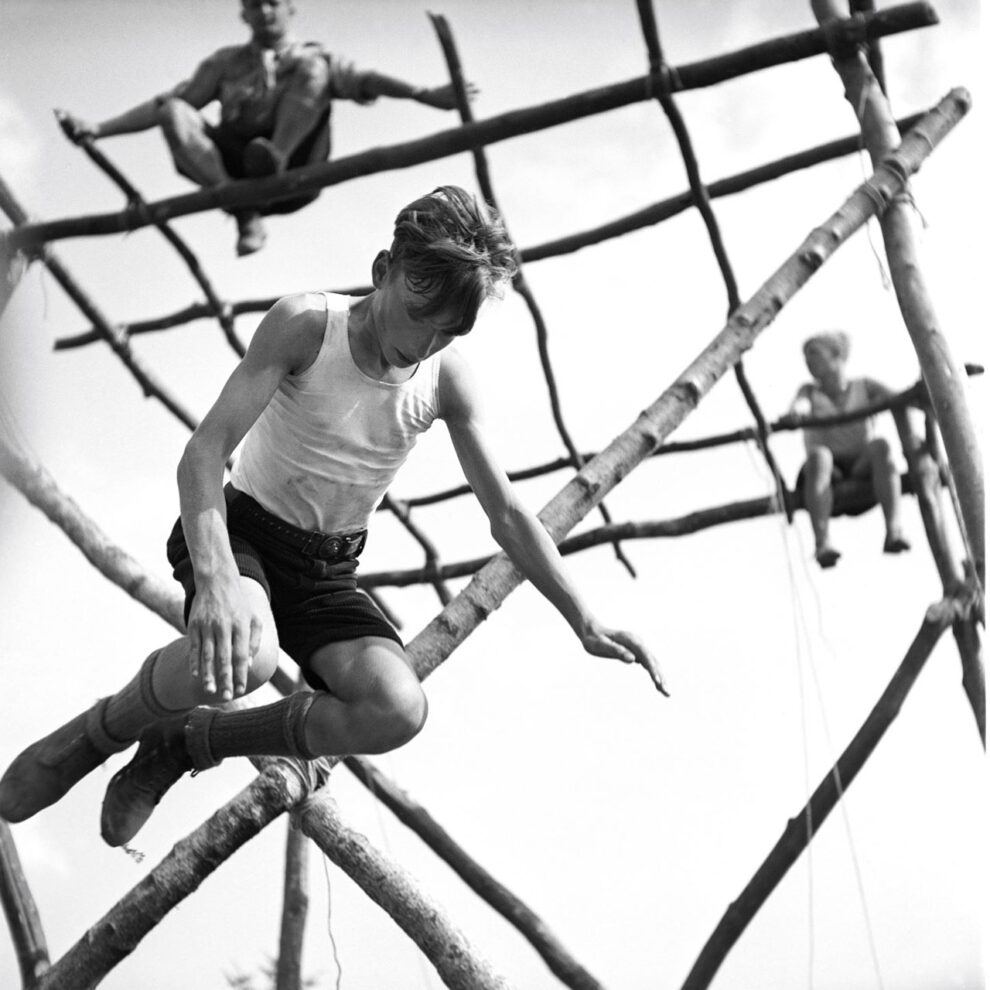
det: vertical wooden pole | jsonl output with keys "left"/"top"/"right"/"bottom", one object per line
{"left": 893, "top": 408, "right": 985, "bottom": 741}
{"left": 811, "top": 0, "right": 984, "bottom": 585}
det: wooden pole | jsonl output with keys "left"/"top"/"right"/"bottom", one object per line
{"left": 301, "top": 791, "right": 516, "bottom": 990}
{"left": 893, "top": 409, "right": 985, "bottom": 741}
{"left": 0, "top": 179, "right": 201, "bottom": 433}
{"left": 47, "top": 111, "right": 928, "bottom": 353}
{"left": 0, "top": 821, "right": 49, "bottom": 988}
{"left": 345, "top": 756, "right": 606, "bottom": 990}
{"left": 55, "top": 111, "right": 246, "bottom": 357}
{"left": 3, "top": 4, "right": 937, "bottom": 250}
{"left": 429, "top": 12, "right": 636, "bottom": 578}
{"left": 812, "top": 0, "right": 984, "bottom": 586}
{"left": 401, "top": 90, "right": 971, "bottom": 683}
{"left": 274, "top": 819, "right": 309, "bottom": 990}
{"left": 680, "top": 597, "right": 961, "bottom": 990}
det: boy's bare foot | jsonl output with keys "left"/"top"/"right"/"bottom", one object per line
{"left": 235, "top": 211, "right": 266, "bottom": 256}
{"left": 815, "top": 545, "right": 841, "bottom": 569}
{"left": 883, "top": 530, "right": 911, "bottom": 554}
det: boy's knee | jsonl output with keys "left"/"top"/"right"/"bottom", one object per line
{"left": 375, "top": 680, "right": 428, "bottom": 750}
{"left": 245, "top": 632, "right": 280, "bottom": 691}
{"left": 288, "top": 56, "right": 330, "bottom": 96}
{"left": 156, "top": 97, "right": 204, "bottom": 139}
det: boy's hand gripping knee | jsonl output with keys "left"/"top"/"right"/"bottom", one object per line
{"left": 186, "top": 578, "right": 263, "bottom": 702}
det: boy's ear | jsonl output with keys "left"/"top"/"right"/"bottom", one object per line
{"left": 371, "top": 250, "right": 391, "bottom": 288}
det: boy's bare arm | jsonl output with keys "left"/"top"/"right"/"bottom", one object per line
{"left": 177, "top": 294, "right": 323, "bottom": 700}
{"left": 359, "top": 71, "right": 477, "bottom": 110}
{"left": 439, "top": 351, "right": 668, "bottom": 694}
{"left": 58, "top": 53, "right": 221, "bottom": 141}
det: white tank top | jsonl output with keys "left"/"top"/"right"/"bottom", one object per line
{"left": 231, "top": 292, "right": 441, "bottom": 533}
{"left": 802, "top": 377, "right": 873, "bottom": 459}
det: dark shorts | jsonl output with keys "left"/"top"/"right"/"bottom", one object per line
{"left": 166, "top": 484, "right": 402, "bottom": 691}
{"left": 177, "top": 113, "right": 331, "bottom": 216}
{"left": 795, "top": 450, "right": 861, "bottom": 489}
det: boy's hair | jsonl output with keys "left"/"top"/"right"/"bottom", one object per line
{"left": 803, "top": 330, "right": 850, "bottom": 361}
{"left": 389, "top": 186, "right": 517, "bottom": 334}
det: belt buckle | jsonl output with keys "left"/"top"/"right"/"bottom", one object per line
{"left": 317, "top": 535, "right": 343, "bottom": 560}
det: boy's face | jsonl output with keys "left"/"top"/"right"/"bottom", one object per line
{"left": 375, "top": 259, "right": 468, "bottom": 369}
{"left": 241, "top": 0, "right": 294, "bottom": 43}
{"left": 804, "top": 342, "right": 843, "bottom": 384}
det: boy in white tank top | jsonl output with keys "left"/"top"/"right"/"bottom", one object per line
{"left": 787, "top": 331, "right": 911, "bottom": 569}
{"left": 1, "top": 186, "right": 668, "bottom": 846}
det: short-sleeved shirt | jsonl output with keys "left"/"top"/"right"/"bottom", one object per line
{"left": 167, "top": 39, "right": 377, "bottom": 138}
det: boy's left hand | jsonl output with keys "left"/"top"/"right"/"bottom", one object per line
{"left": 581, "top": 626, "right": 669, "bottom": 696}
{"left": 422, "top": 81, "right": 479, "bottom": 110}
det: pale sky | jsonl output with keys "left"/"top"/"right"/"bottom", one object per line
{"left": 0, "top": 2, "right": 985, "bottom": 989}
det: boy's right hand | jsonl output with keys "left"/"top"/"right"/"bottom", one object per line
{"left": 186, "top": 576, "right": 263, "bottom": 702}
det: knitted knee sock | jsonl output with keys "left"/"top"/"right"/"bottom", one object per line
{"left": 184, "top": 693, "right": 318, "bottom": 770}
{"left": 101, "top": 650, "right": 187, "bottom": 745}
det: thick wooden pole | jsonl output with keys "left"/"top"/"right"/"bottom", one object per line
{"left": 402, "top": 90, "right": 970, "bottom": 682}
{"left": 3, "top": 4, "right": 937, "bottom": 250}
{"left": 811, "top": 0, "right": 984, "bottom": 586}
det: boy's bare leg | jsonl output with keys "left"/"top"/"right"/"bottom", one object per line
{"left": 244, "top": 57, "right": 331, "bottom": 176}
{"left": 156, "top": 96, "right": 266, "bottom": 256}
{"left": 302, "top": 637, "right": 428, "bottom": 755}
{"left": 861, "top": 438, "right": 910, "bottom": 553}
{"left": 100, "top": 636, "right": 427, "bottom": 846}
{"left": 157, "top": 97, "right": 229, "bottom": 187}
{"left": 804, "top": 447, "right": 840, "bottom": 567}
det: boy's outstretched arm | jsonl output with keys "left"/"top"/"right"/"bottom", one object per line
{"left": 359, "top": 72, "right": 478, "bottom": 110}
{"left": 439, "top": 351, "right": 668, "bottom": 695}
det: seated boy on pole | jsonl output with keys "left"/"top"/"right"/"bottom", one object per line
{"left": 787, "top": 331, "right": 911, "bottom": 569}
{"left": 0, "top": 185, "right": 667, "bottom": 848}
{"left": 59, "top": 0, "right": 474, "bottom": 256}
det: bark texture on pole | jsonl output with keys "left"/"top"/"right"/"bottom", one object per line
{"left": 301, "top": 791, "right": 515, "bottom": 990}
{"left": 36, "top": 766, "right": 303, "bottom": 990}
{"left": 811, "top": 0, "right": 984, "bottom": 584}
{"left": 275, "top": 819, "right": 310, "bottom": 990}
{"left": 346, "top": 756, "right": 605, "bottom": 990}
{"left": 0, "top": 428, "right": 185, "bottom": 630}
{"left": 402, "top": 90, "right": 970, "bottom": 683}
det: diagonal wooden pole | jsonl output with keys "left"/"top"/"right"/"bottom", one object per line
{"left": 680, "top": 596, "right": 962, "bottom": 989}
{"left": 429, "top": 12, "right": 636, "bottom": 579}
{"left": 812, "top": 0, "right": 984, "bottom": 587}
{"left": 3, "top": 90, "right": 970, "bottom": 990}
{"left": 403, "top": 89, "right": 971, "bottom": 682}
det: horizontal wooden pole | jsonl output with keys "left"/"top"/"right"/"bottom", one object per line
{"left": 4, "top": 3, "right": 936, "bottom": 251}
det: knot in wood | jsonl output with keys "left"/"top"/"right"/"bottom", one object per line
{"left": 800, "top": 246, "right": 827, "bottom": 272}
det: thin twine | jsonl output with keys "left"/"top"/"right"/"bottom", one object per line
{"left": 319, "top": 849, "right": 344, "bottom": 990}
{"left": 743, "top": 439, "right": 888, "bottom": 990}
